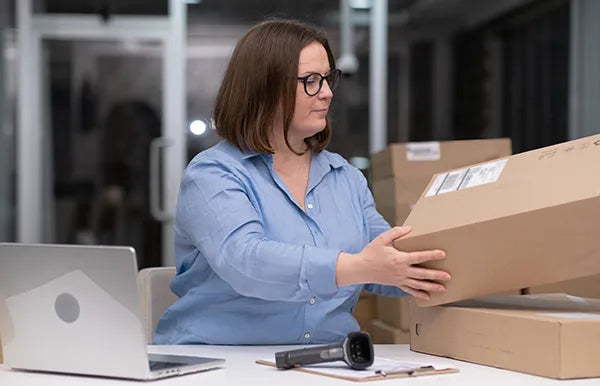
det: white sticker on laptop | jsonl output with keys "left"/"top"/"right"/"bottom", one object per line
{"left": 426, "top": 159, "right": 507, "bottom": 197}
{"left": 406, "top": 142, "right": 441, "bottom": 161}
{"left": 539, "top": 312, "right": 600, "bottom": 320}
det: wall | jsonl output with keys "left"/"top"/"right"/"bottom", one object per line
{"left": 569, "top": 0, "right": 600, "bottom": 139}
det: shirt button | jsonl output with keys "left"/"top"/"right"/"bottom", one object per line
{"left": 309, "top": 297, "right": 316, "bottom": 305}
{"left": 304, "top": 332, "right": 311, "bottom": 339}
{"left": 307, "top": 203, "right": 314, "bottom": 210}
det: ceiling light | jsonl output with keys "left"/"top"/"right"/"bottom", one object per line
{"left": 190, "top": 120, "right": 207, "bottom": 136}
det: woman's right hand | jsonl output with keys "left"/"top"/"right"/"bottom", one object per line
{"left": 336, "top": 226, "right": 451, "bottom": 300}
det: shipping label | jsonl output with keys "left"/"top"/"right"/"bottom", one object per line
{"left": 406, "top": 142, "right": 441, "bottom": 161}
{"left": 426, "top": 159, "right": 507, "bottom": 197}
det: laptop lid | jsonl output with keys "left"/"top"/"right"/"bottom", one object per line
{"left": 0, "top": 243, "right": 223, "bottom": 379}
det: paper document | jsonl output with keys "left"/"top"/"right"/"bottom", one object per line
{"left": 256, "top": 356, "right": 458, "bottom": 381}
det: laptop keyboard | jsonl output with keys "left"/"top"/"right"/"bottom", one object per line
{"left": 149, "top": 360, "right": 183, "bottom": 371}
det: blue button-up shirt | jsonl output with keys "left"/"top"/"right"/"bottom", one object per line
{"left": 154, "top": 140, "right": 407, "bottom": 345}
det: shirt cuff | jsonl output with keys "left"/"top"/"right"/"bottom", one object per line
{"left": 305, "top": 246, "right": 340, "bottom": 299}
{"left": 364, "top": 284, "right": 409, "bottom": 297}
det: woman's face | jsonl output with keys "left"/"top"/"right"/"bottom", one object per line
{"left": 289, "top": 42, "right": 333, "bottom": 145}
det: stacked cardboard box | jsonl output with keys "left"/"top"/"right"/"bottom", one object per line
{"left": 369, "top": 296, "right": 411, "bottom": 343}
{"left": 352, "top": 291, "right": 377, "bottom": 336}
{"left": 369, "top": 139, "right": 512, "bottom": 342}
{"left": 403, "top": 133, "right": 600, "bottom": 378}
{"left": 410, "top": 294, "right": 600, "bottom": 379}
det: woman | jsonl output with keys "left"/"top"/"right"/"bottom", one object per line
{"left": 154, "top": 19, "right": 450, "bottom": 345}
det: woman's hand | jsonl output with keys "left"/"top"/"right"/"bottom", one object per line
{"left": 336, "top": 226, "right": 451, "bottom": 300}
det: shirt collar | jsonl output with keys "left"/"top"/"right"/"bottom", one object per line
{"left": 240, "top": 149, "right": 261, "bottom": 161}
{"left": 240, "top": 147, "right": 345, "bottom": 170}
{"left": 314, "top": 150, "right": 345, "bottom": 170}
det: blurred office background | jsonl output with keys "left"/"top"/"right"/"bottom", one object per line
{"left": 1, "top": 0, "right": 599, "bottom": 268}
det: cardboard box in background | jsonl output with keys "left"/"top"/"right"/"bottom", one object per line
{"left": 376, "top": 296, "right": 412, "bottom": 331}
{"left": 370, "top": 139, "right": 513, "bottom": 182}
{"left": 352, "top": 291, "right": 377, "bottom": 336}
{"left": 371, "top": 139, "right": 512, "bottom": 226}
{"left": 394, "top": 133, "right": 600, "bottom": 307}
{"left": 371, "top": 297, "right": 412, "bottom": 344}
{"left": 410, "top": 294, "right": 600, "bottom": 379}
{"left": 525, "top": 274, "right": 600, "bottom": 298}
{"left": 370, "top": 319, "right": 410, "bottom": 344}
{"left": 372, "top": 177, "right": 430, "bottom": 226}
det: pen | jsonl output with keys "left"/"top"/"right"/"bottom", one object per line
{"left": 375, "top": 365, "right": 435, "bottom": 377}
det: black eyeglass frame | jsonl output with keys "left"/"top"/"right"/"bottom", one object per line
{"left": 297, "top": 69, "right": 342, "bottom": 96}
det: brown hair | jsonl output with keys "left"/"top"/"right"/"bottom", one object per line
{"left": 213, "top": 19, "right": 335, "bottom": 154}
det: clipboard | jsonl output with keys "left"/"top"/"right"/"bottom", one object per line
{"left": 255, "top": 357, "right": 459, "bottom": 382}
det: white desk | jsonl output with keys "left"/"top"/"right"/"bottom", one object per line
{"left": 0, "top": 344, "right": 597, "bottom": 385}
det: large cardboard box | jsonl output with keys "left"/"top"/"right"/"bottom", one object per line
{"left": 395, "top": 133, "right": 600, "bottom": 307}
{"left": 410, "top": 294, "right": 600, "bottom": 379}
{"left": 525, "top": 274, "right": 600, "bottom": 299}
{"left": 371, "top": 139, "right": 512, "bottom": 226}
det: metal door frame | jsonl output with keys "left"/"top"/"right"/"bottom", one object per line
{"left": 17, "top": 0, "right": 186, "bottom": 266}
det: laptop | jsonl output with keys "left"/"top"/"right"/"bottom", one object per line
{"left": 0, "top": 243, "right": 225, "bottom": 380}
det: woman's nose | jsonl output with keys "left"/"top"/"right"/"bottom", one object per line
{"left": 319, "top": 80, "right": 334, "bottom": 99}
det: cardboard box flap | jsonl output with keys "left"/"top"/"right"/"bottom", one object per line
{"left": 451, "top": 294, "right": 600, "bottom": 312}
{"left": 404, "top": 134, "right": 600, "bottom": 236}
{"left": 370, "top": 139, "right": 512, "bottom": 181}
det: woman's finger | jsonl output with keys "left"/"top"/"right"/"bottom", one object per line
{"left": 399, "top": 285, "right": 430, "bottom": 300}
{"left": 407, "top": 250, "right": 446, "bottom": 265}
{"left": 374, "top": 226, "right": 412, "bottom": 246}
{"left": 408, "top": 266, "right": 451, "bottom": 281}
{"left": 403, "top": 278, "right": 446, "bottom": 293}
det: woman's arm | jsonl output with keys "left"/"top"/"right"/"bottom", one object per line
{"left": 177, "top": 158, "right": 341, "bottom": 302}
{"left": 343, "top": 167, "right": 450, "bottom": 300}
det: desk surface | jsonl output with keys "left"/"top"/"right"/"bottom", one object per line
{"left": 0, "top": 344, "right": 597, "bottom": 385}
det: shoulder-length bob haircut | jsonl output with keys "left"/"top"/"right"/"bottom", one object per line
{"left": 213, "top": 19, "right": 335, "bottom": 154}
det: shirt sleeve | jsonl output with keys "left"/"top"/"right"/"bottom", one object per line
{"left": 350, "top": 167, "right": 409, "bottom": 298}
{"left": 176, "top": 157, "right": 341, "bottom": 302}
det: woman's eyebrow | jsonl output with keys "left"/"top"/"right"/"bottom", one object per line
{"left": 298, "top": 69, "right": 330, "bottom": 76}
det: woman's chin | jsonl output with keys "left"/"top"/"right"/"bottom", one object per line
{"left": 293, "top": 121, "right": 327, "bottom": 139}
{"left": 310, "top": 118, "right": 327, "bottom": 130}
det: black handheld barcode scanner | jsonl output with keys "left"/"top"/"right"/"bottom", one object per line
{"left": 275, "top": 331, "right": 374, "bottom": 370}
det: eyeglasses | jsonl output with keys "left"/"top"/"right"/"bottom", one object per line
{"left": 297, "top": 69, "right": 342, "bottom": 96}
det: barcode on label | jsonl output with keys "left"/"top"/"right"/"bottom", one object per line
{"left": 425, "top": 174, "right": 447, "bottom": 197}
{"left": 425, "top": 159, "right": 508, "bottom": 197}
{"left": 437, "top": 169, "right": 468, "bottom": 194}
{"left": 458, "top": 166, "right": 479, "bottom": 190}
{"left": 459, "top": 159, "right": 507, "bottom": 190}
